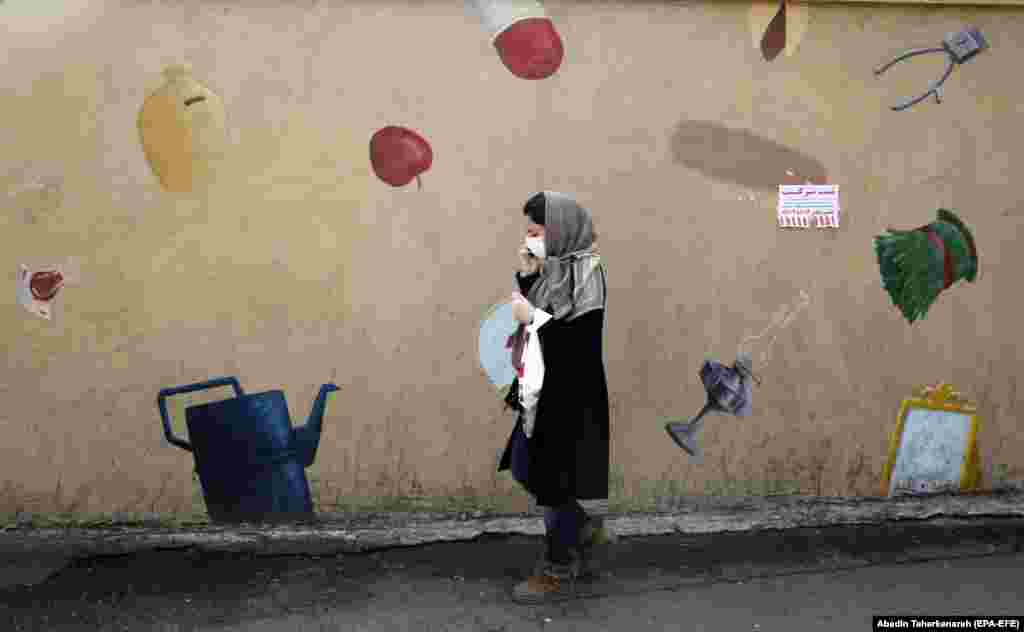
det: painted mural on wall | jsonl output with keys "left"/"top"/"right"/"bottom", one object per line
{"left": 874, "top": 209, "right": 979, "bottom": 325}
{"left": 2, "top": 1, "right": 1016, "bottom": 531}
{"left": 369, "top": 126, "right": 434, "bottom": 189}
{"left": 874, "top": 27, "right": 989, "bottom": 111}
{"left": 137, "top": 65, "right": 228, "bottom": 193}
{"left": 465, "top": 0, "right": 564, "bottom": 80}
{"left": 665, "top": 353, "right": 759, "bottom": 461}
{"left": 15, "top": 258, "right": 81, "bottom": 321}
{"left": 883, "top": 384, "right": 983, "bottom": 497}
{"left": 157, "top": 377, "right": 338, "bottom": 523}
{"left": 17, "top": 264, "right": 62, "bottom": 320}
{"left": 660, "top": 287, "right": 810, "bottom": 463}
{"left": 739, "top": 290, "right": 812, "bottom": 375}
{"left": 748, "top": 0, "right": 810, "bottom": 61}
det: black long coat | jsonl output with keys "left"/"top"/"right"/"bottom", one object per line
{"left": 497, "top": 271, "right": 611, "bottom": 507}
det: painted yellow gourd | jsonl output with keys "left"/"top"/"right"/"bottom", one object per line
{"left": 137, "top": 64, "right": 227, "bottom": 193}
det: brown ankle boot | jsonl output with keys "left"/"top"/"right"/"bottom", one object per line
{"left": 512, "top": 559, "right": 578, "bottom": 604}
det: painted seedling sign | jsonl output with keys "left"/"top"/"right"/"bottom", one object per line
{"left": 777, "top": 184, "right": 840, "bottom": 228}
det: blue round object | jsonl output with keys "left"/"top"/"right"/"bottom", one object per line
{"left": 478, "top": 301, "right": 518, "bottom": 395}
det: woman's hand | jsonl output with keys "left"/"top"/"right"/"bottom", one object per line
{"left": 510, "top": 293, "right": 535, "bottom": 324}
{"left": 518, "top": 244, "right": 541, "bottom": 276}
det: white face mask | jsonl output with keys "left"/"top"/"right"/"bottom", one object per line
{"left": 525, "top": 236, "right": 546, "bottom": 259}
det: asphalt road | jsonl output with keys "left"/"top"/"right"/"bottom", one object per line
{"left": 1, "top": 519, "right": 1022, "bottom": 631}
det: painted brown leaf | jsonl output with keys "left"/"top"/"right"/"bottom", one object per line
{"left": 762, "top": 1, "right": 786, "bottom": 61}
{"left": 748, "top": 1, "right": 810, "bottom": 61}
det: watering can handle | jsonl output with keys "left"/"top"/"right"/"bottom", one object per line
{"left": 156, "top": 377, "right": 244, "bottom": 452}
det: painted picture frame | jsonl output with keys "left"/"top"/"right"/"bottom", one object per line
{"left": 881, "top": 383, "right": 982, "bottom": 497}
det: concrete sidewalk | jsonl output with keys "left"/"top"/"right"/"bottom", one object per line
{"left": 1, "top": 500, "right": 1023, "bottom": 631}
{"left": 2, "top": 490, "right": 1022, "bottom": 590}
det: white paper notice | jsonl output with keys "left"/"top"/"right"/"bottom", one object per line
{"left": 777, "top": 185, "right": 840, "bottom": 229}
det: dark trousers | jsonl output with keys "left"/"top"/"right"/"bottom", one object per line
{"left": 509, "top": 422, "right": 587, "bottom": 565}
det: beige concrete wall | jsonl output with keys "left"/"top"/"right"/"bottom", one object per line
{"left": 1, "top": 0, "right": 1022, "bottom": 517}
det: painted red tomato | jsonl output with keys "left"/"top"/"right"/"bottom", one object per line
{"left": 29, "top": 270, "right": 64, "bottom": 301}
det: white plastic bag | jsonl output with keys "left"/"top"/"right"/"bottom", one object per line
{"left": 519, "top": 307, "right": 551, "bottom": 438}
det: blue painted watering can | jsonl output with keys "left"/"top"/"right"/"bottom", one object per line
{"left": 157, "top": 377, "right": 338, "bottom": 523}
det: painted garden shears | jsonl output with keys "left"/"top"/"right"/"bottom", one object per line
{"left": 874, "top": 27, "right": 989, "bottom": 112}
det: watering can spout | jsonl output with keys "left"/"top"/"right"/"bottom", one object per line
{"left": 291, "top": 383, "right": 339, "bottom": 468}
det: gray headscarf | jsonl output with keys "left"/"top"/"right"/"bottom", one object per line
{"left": 526, "top": 191, "right": 608, "bottom": 322}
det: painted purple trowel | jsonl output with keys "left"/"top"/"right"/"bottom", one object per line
{"left": 665, "top": 352, "right": 758, "bottom": 459}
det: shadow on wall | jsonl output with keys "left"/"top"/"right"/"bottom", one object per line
{"left": 670, "top": 119, "right": 828, "bottom": 190}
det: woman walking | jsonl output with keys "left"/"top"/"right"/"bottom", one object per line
{"left": 498, "top": 191, "right": 612, "bottom": 603}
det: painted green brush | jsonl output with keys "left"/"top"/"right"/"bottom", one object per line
{"left": 874, "top": 208, "right": 978, "bottom": 324}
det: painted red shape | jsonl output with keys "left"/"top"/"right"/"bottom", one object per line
{"left": 29, "top": 270, "right": 63, "bottom": 301}
{"left": 760, "top": 2, "right": 787, "bottom": 62}
{"left": 924, "top": 228, "right": 955, "bottom": 289}
{"left": 494, "top": 17, "right": 564, "bottom": 80}
{"left": 369, "top": 126, "right": 434, "bottom": 189}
